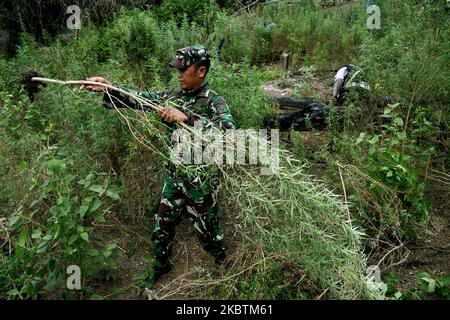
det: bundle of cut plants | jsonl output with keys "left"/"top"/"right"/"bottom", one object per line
{"left": 30, "top": 76, "right": 383, "bottom": 299}
{"left": 222, "top": 155, "right": 379, "bottom": 299}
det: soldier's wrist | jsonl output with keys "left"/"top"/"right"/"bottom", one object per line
{"left": 186, "top": 111, "right": 199, "bottom": 125}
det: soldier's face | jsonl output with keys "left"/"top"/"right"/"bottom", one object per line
{"left": 177, "top": 64, "right": 206, "bottom": 91}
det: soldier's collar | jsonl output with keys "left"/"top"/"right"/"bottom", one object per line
{"left": 181, "top": 82, "right": 210, "bottom": 97}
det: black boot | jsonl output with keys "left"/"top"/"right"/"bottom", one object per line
{"left": 205, "top": 242, "right": 226, "bottom": 265}
{"left": 214, "top": 249, "right": 226, "bottom": 265}
{"left": 152, "top": 258, "right": 172, "bottom": 281}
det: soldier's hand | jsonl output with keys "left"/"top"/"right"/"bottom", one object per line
{"left": 79, "top": 76, "right": 112, "bottom": 92}
{"left": 159, "top": 108, "right": 188, "bottom": 123}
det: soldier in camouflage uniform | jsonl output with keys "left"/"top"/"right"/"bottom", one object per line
{"left": 80, "top": 45, "right": 235, "bottom": 281}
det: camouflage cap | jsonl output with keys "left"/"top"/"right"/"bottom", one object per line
{"left": 169, "top": 45, "right": 211, "bottom": 70}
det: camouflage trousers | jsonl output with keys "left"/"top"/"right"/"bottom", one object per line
{"left": 151, "top": 174, "right": 225, "bottom": 267}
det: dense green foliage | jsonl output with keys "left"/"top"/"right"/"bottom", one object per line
{"left": 0, "top": 0, "right": 448, "bottom": 299}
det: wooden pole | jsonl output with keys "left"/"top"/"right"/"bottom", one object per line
{"left": 281, "top": 53, "right": 290, "bottom": 71}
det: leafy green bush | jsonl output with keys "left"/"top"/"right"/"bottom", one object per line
{"left": 352, "top": 103, "right": 431, "bottom": 240}
{"left": 1, "top": 149, "right": 121, "bottom": 299}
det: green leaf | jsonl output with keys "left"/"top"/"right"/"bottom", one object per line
{"left": 18, "top": 229, "right": 28, "bottom": 247}
{"left": 426, "top": 278, "right": 436, "bottom": 293}
{"left": 52, "top": 224, "right": 61, "bottom": 240}
{"left": 89, "top": 185, "right": 105, "bottom": 195}
{"left": 68, "top": 234, "right": 78, "bottom": 245}
{"left": 397, "top": 132, "right": 407, "bottom": 140}
{"left": 390, "top": 138, "right": 399, "bottom": 146}
{"left": 31, "top": 229, "right": 42, "bottom": 239}
{"left": 388, "top": 103, "right": 400, "bottom": 109}
{"left": 439, "top": 274, "right": 450, "bottom": 287}
{"left": 43, "top": 233, "right": 52, "bottom": 240}
{"left": 419, "top": 273, "right": 437, "bottom": 293}
{"left": 38, "top": 133, "right": 47, "bottom": 141}
{"left": 79, "top": 205, "right": 89, "bottom": 219}
{"left": 106, "top": 189, "right": 121, "bottom": 200}
{"left": 46, "top": 159, "right": 66, "bottom": 173}
{"left": 79, "top": 173, "right": 95, "bottom": 187}
{"left": 30, "top": 199, "right": 40, "bottom": 208}
{"left": 369, "top": 135, "right": 379, "bottom": 145}
{"left": 61, "top": 202, "right": 72, "bottom": 216}
{"left": 90, "top": 294, "right": 105, "bottom": 300}
{"left": 83, "top": 197, "right": 93, "bottom": 205}
{"left": 43, "top": 271, "right": 65, "bottom": 291}
{"left": 36, "top": 244, "right": 48, "bottom": 254}
{"left": 93, "top": 213, "right": 106, "bottom": 223}
{"left": 393, "top": 117, "right": 404, "bottom": 127}
{"left": 6, "top": 289, "right": 20, "bottom": 297}
{"left": 105, "top": 243, "right": 117, "bottom": 251}
{"left": 440, "top": 275, "right": 450, "bottom": 287}
{"left": 87, "top": 248, "right": 100, "bottom": 256}
{"left": 80, "top": 232, "right": 89, "bottom": 242}
{"left": 9, "top": 210, "right": 22, "bottom": 227}
{"left": 44, "top": 182, "right": 56, "bottom": 193}
{"left": 90, "top": 199, "right": 102, "bottom": 213}
{"left": 18, "top": 160, "right": 27, "bottom": 172}
{"left": 64, "top": 247, "right": 78, "bottom": 255}
{"left": 49, "top": 205, "right": 60, "bottom": 216}
{"left": 15, "top": 247, "right": 25, "bottom": 259}
{"left": 356, "top": 132, "right": 366, "bottom": 145}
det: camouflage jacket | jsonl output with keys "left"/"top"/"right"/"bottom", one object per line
{"left": 103, "top": 82, "right": 236, "bottom": 188}
{"left": 103, "top": 82, "right": 235, "bottom": 130}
